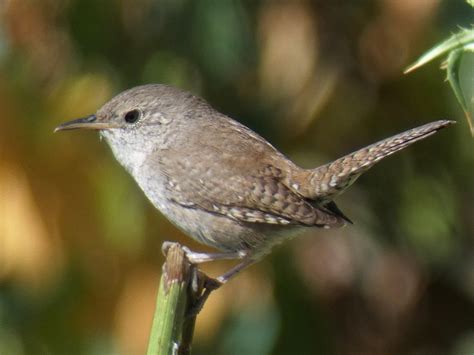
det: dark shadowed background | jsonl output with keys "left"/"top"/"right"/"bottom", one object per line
{"left": 0, "top": 0, "right": 473, "bottom": 354}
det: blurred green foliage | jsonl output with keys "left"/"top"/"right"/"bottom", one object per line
{"left": 0, "top": 0, "right": 472, "bottom": 354}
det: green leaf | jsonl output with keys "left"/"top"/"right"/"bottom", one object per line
{"left": 446, "top": 49, "right": 474, "bottom": 134}
{"left": 404, "top": 26, "right": 474, "bottom": 135}
{"left": 404, "top": 27, "right": 474, "bottom": 74}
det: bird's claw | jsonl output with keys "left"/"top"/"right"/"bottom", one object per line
{"left": 186, "top": 276, "right": 223, "bottom": 318}
{"left": 161, "top": 241, "right": 178, "bottom": 256}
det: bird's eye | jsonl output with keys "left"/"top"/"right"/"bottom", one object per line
{"left": 124, "top": 109, "right": 140, "bottom": 124}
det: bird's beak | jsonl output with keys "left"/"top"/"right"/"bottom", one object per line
{"left": 54, "top": 115, "right": 117, "bottom": 132}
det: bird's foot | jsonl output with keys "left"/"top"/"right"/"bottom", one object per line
{"left": 186, "top": 275, "right": 223, "bottom": 318}
{"left": 161, "top": 241, "right": 178, "bottom": 256}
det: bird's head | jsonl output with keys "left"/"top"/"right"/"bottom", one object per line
{"left": 55, "top": 84, "right": 206, "bottom": 172}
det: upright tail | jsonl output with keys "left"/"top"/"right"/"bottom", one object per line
{"left": 303, "top": 120, "right": 454, "bottom": 201}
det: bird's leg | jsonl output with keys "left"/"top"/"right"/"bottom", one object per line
{"left": 216, "top": 257, "right": 259, "bottom": 284}
{"left": 181, "top": 247, "right": 258, "bottom": 284}
{"left": 162, "top": 242, "right": 260, "bottom": 315}
{"left": 161, "top": 241, "right": 246, "bottom": 263}
{"left": 162, "top": 242, "right": 258, "bottom": 283}
{"left": 186, "top": 256, "right": 259, "bottom": 317}
{"left": 182, "top": 246, "right": 247, "bottom": 263}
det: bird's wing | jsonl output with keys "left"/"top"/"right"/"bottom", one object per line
{"left": 156, "top": 152, "right": 346, "bottom": 228}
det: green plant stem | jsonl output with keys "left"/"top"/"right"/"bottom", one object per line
{"left": 147, "top": 243, "right": 204, "bottom": 355}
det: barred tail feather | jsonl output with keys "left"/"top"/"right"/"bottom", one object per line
{"left": 306, "top": 120, "right": 454, "bottom": 200}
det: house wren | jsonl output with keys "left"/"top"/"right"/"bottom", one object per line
{"left": 55, "top": 84, "right": 453, "bottom": 284}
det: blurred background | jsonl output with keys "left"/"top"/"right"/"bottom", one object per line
{"left": 0, "top": 0, "right": 473, "bottom": 354}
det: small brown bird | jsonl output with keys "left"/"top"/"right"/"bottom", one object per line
{"left": 56, "top": 84, "right": 453, "bottom": 284}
